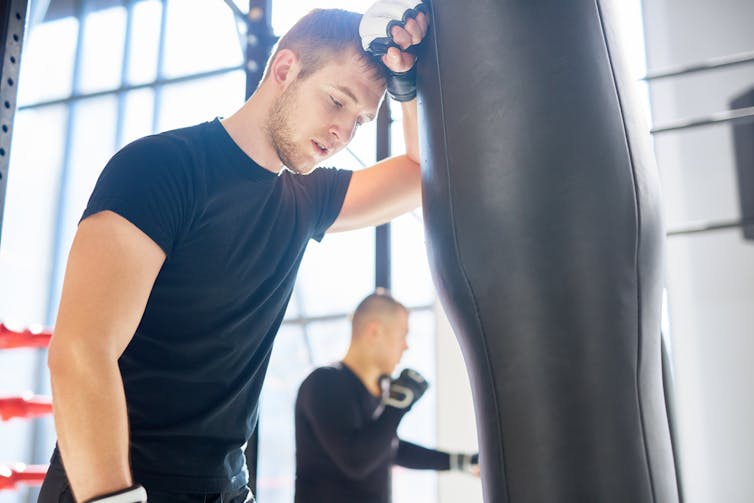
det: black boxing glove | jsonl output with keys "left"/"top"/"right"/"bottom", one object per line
{"left": 83, "top": 484, "right": 147, "bottom": 503}
{"left": 359, "top": 0, "right": 428, "bottom": 102}
{"left": 379, "top": 368, "right": 429, "bottom": 410}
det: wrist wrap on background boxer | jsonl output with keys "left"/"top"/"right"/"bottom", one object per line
{"left": 450, "top": 453, "right": 479, "bottom": 473}
{"left": 359, "top": 0, "right": 428, "bottom": 102}
{"left": 83, "top": 484, "right": 147, "bottom": 503}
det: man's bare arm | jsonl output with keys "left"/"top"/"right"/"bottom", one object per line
{"left": 329, "top": 12, "right": 428, "bottom": 232}
{"left": 48, "top": 211, "right": 166, "bottom": 502}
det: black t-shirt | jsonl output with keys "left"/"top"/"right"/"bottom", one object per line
{"left": 295, "top": 363, "right": 450, "bottom": 503}
{"left": 52, "top": 119, "right": 352, "bottom": 493}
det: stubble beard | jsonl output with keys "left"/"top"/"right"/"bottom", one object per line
{"left": 265, "top": 82, "right": 309, "bottom": 175}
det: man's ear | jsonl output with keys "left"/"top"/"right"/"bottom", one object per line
{"left": 269, "top": 48, "right": 299, "bottom": 88}
{"left": 366, "top": 320, "right": 383, "bottom": 344}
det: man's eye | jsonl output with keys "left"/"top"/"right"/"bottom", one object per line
{"left": 330, "top": 96, "right": 343, "bottom": 109}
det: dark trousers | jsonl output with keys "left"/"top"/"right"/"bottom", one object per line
{"left": 37, "top": 453, "right": 254, "bottom": 503}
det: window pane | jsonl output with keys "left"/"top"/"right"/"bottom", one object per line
{"left": 120, "top": 88, "right": 155, "bottom": 148}
{"left": 51, "top": 96, "right": 119, "bottom": 314}
{"left": 283, "top": 290, "right": 300, "bottom": 321}
{"left": 295, "top": 228, "right": 375, "bottom": 317}
{"left": 304, "top": 317, "right": 352, "bottom": 366}
{"left": 257, "top": 324, "right": 312, "bottom": 503}
{"left": 158, "top": 70, "right": 245, "bottom": 131}
{"left": 1, "top": 105, "right": 67, "bottom": 325}
{"left": 78, "top": 6, "right": 127, "bottom": 93}
{"left": 16, "top": 17, "right": 78, "bottom": 105}
{"left": 126, "top": 0, "right": 162, "bottom": 85}
{"left": 387, "top": 100, "right": 434, "bottom": 307}
{"left": 391, "top": 211, "right": 434, "bottom": 306}
{"left": 162, "top": 0, "right": 244, "bottom": 78}
{"left": 389, "top": 99, "right": 406, "bottom": 153}
{"left": 393, "top": 309, "right": 438, "bottom": 502}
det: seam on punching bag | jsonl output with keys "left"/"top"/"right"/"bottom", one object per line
{"left": 426, "top": 2, "right": 511, "bottom": 500}
{"left": 593, "top": 1, "right": 657, "bottom": 501}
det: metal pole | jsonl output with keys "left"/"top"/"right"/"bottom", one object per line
{"left": 244, "top": 0, "right": 276, "bottom": 99}
{"left": 243, "top": 1, "right": 276, "bottom": 495}
{"left": 375, "top": 100, "right": 392, "bottom": 290}
{"left": 0, "top": 0, "right": 29, "bottom": 245}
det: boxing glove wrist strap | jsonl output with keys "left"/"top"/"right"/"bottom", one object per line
{"left": 84, "top": 484, "right": 147, "bottom": 503}
{"left": 386, "top": 66, "right": 417, "bottom": 102}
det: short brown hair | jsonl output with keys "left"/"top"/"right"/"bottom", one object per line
{"left": 264, "top": 8, "right": 387, "bottom": 82}
{"left": 352, "top": 289, "right": 407, "bottom": 336}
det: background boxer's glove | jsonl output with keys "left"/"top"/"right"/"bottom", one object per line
{"left": 450, "top": 452, "right": 479, "bottom": 474}
{"left": 359, "top": 0, "right": 428, "bottom": 101}
{"left": 380, "top": 368, "right": 429, "bottom": 410}
{"left": 83, "top": 484, "right": 147, "bottom": 503}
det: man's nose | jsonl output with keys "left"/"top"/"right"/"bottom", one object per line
{"left": 329, "top": 118, "right": 357, "bottom": 144}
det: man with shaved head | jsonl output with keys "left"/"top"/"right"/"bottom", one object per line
{"left": 294, "top": 290, "right": 478, "bottom": 503}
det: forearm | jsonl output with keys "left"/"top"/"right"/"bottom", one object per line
{"left": 395, "top": 440, "right": 451, "bottom": 470}
{"left": 312, "top": 406, "right": 406, "bottom": 479}
{"left": 401, "top": 98, "right": 420, "bottom": 164}
{"left": 50, "top": 345, "right": 132, "bottom": 502}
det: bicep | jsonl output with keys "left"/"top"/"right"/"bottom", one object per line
{"left": 50, "top": 211, "right": 166, "bottom": 363}
{"left": 328, "top": 154, "right": 421, "bottom": 233}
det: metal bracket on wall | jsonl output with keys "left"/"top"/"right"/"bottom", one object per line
{"left": 0, "top": 0, "right": 29, "bottom": 246}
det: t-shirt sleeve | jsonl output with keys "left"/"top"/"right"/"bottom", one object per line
{"left": 299, "top": 167, "right": 353, "bottom": 242}
{"left": 81, "top": 136, "right": 193, "bottom": 255}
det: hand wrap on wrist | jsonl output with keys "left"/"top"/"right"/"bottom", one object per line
{"left": 84, "top": 484, "right": 147, "bottom": 503}
{"left": 450, "top": 453, "right": 479, "bottom": 473}
{"left": 386, "top": 66, "right": 417, "bottom": 102}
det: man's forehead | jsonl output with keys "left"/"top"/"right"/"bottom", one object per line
{"left": 321, "top": 50, "right": 385, "bottom": 84}
{"left": 327, "top": 77, "right": 384, "bottom": 112}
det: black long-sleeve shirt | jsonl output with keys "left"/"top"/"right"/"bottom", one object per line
{"left": 294, "top": 363, "right": 450, "bottom": 503}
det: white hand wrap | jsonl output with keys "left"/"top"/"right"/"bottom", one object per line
{"left": 359, "top": 0, "right": 428, "bottom": 101}
{"left": 84, "top": 484, "right": 148, "bottom": 503}
{"left": 359, "top": 0, "right": 427, "bottom": 56}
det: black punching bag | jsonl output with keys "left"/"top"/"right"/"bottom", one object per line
{"left": 418, "top": 1, "right": 680, "bottom": 502}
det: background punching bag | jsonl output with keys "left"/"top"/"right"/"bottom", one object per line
{"left": 418, "top": 1, "right": 681, "bottom": 502}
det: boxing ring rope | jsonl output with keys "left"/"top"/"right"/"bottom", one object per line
{"left": 643, "top": 50, "right": 754, "bottom": 81}
{"left": 0, "top": 324, "right": 52, "bottom": 493}
{"left": 0, "top": 394, "right": 53, "bottom": 421}
{"left": 0, "top": 323, "right": 52, "bottom": 349}
{"left": 0, "top": 463, "right": 47, "bottom": 491}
